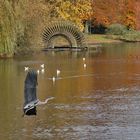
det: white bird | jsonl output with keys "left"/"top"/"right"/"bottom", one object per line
{"left": 24, "top": 67, "right": 29, "bottom": 71}
{"left": 83, "top": 57, "right": 86, "bottom": 61}
{"left": 37, "top": 70, "right": 40, "bottom": 74}
{"left": 52, "top": 77, "right": 56, "bottom": 82}
{"left": 40, "top": 64, "right": 44, "bottom": 69}
{"left": 41, "top": 69, "right": 45, "bottom": 74}
{"left": 57, "top": 69, "right": 60, "bottom": 76}
{"left": 84, "top": 64, "right": 87, "bottom": 69}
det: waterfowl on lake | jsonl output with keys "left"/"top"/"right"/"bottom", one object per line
{"left": 84, "top": 64, "right": 87, "bottom": 69}
{"left": 57, "top": 69, "right": 60, "bottom": 76}
{"left": 37, "top": 70, "right": 40, "bottom": 74}
{"left": 52, "top": 76, "right": 56, "bottom": 82}
{"left": 83, "top": 57, "right": 86, "bottom": 61}
{"left": 41, "top": 68, "right": 45, "bottom": 74}
{"left": 24, "top": 67, "right": 29, "bottom": 71}
{"left": 40, "top": 64, "right": 45, "bottom": 69}
{"left": 23, "top": 70, "right": 54, "bottom": 116}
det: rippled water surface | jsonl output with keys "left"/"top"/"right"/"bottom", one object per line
{"left": 0, "top": 43, "right": 140, "bottom": 140}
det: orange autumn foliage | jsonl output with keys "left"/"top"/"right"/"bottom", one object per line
{"left": 135, "top": 1, "right": 140, "bottom": 30}
{"left": 91, "top": 0, "right": 138, "bottom": 29}
{"left": 91, "top": 0, "right": 124, "bottom": 26}
{"left": 122, "top": 0, "right": 136, "bottom": 29}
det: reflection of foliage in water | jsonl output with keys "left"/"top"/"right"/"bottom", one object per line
{"left": 0, "top": 59, "right": 21, "bottom": 134}
{"left": 0, "top": 59, "right": 22, "bottom": 107}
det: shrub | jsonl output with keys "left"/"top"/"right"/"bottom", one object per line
{"left": 120, "top": 30, "right": 140, "bottom": 42}
{"left": 106, "top": 24, "right": 128, "bottom": 35}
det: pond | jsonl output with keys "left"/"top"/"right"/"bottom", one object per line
{"left": 0, "top": 42, "right": 140, "bottom": 140}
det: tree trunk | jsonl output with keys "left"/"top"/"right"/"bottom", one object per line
{"left": 84, "top": 20, "right": 89, "bottom": 34}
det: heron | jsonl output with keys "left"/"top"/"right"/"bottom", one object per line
{"left": 23, "top": 70, "right": 54, "bottom": 116}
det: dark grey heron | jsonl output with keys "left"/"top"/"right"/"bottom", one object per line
{"left": 23, "top": 70, "right": 54, "bottom": 116}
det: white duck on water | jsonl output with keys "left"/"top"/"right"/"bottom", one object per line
{"left": 56, "top": 69, "right": 60, "bottom": 76}
{"left": 40, "top": 64, "right": 44, "bottom": 69}
{"left": 24, "top": 67, "right": 29, "bottom": 71}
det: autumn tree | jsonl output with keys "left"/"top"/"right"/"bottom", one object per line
{"left": 24, "top": 0, "right": 51, "bottom": 48}
{"left": 0, "top": 0, "right": 53, "bottom": 56}
{"left": 47, "top": 0, "right": 92, "bottom": 31}
{"left": 91, "top": 0, "right": 137, "bottom": 30}
{"left": 91, "top": 0, "right": 125, "bottom": 26}
{"left": 0, "top": 0, "right": 27, "bottom": 57}
{"left": 122, "top": 0, "right": 136, "bottom": 29}
{"left": 135, "top": 0, "right": 140, "bottom": 30}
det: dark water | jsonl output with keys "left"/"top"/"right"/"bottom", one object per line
{"left": 0, "top": 43, "right": 140, "bottom": 140}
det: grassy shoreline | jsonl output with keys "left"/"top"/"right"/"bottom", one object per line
{"left": 86, "top": 34, "right": 122, "bottom": 45}
{"left": 13, "top": 34, "right": 140, "bottom": 57}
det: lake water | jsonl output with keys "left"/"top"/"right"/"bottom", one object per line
{"left": 0, "top": 43, "right": 140, "bottom": 140}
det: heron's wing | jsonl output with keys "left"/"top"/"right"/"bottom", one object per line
{"left": 23, "top": 70, "right": 38, "bottom": 115}
{"left": 24, "top": 85, "right": 38, "bottom": 106}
